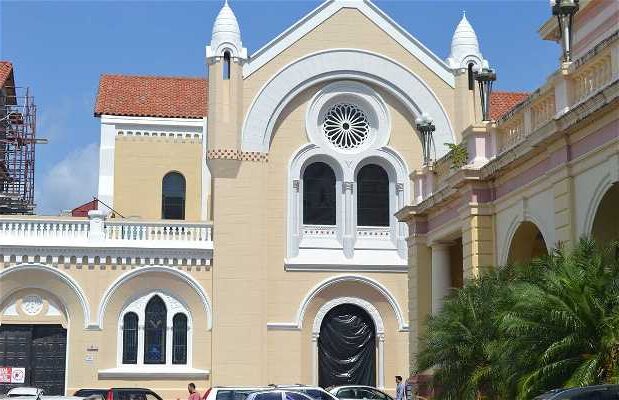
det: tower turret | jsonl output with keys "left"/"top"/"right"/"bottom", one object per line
{"left": 206, "top": 0, "right": 247, "bottom": 154}
{"left": 446, "top": 12, "right": 488, "bottom": 71}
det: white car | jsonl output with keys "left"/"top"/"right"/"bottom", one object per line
{"left": 328, "top": 387, "right": 393, "bottom": 400}
{"left": 267, "top": 386, "right": 338, "bottom": 400}
{"left": 203, "top": 387, "right": 271, "bottom": 400}
{"left": 245, "top": 390, "right": 315, "bottom": 400}
{"left": 5, "top": 387, "right": 85, "bottom": 400}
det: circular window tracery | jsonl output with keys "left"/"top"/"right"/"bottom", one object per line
{"left": 323, "top": 103, "right": 370, "bottom": 150}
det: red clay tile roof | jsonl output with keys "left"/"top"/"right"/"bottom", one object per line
{"left": 490, "top": 91, "right": 529, "bottom": 120}
{"left": 0, "top": 61, "right": 14, "bottom": 89}
{"left": 94, "top": 74, "right": 207, "bottom": 119}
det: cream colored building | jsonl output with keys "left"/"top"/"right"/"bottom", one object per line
{"left": 3, "top": 0, "right": 615, "bottom": 398}
{"left": 396, "top": 0, "right": 619, "bottom": 376}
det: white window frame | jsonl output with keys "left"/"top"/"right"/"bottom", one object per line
{"left": 116, "top": 291, "right": 193, "bottom": 368}
{"left": 286, "top": 82, "right": 409, "bottom": 271}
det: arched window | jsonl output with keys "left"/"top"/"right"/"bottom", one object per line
{"left": 223, "top": 51, "right": 231, "bottom": 80}
{"left": 162, "top": 172, "right": 186, "bottom": 220}
{"left": 357, "top": 164, "right": 389, "bottom": 227}
{"left": 303, "top": 162, "right": 336, "bottom": 225}
{"left": 122, "top": 312, "right": 138, "bottom": 364}
{"left": 144, "top": 296, "right": 167, "bottom": 364}
{"left": 468, "top": 63, "right": 475, "bottom": 91}
{"left": 172, "top": 313, "right": 188, "bottom": 364}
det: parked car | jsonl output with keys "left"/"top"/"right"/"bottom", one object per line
{"left": 267, "top": 385, "right": 338, "bottom": 400}
{"left": 6, "top": 388, "right": 45, "bottom": 398}
{"left": 203, "top": 387, "right": 270, "bottom": 400}
{"left": 328, "top": 387, "right": 393, "bottom": 400}
{"left": 245, "top": 391, "right": 314, "bottom": 400}
{"left": 73, "top": 388, "right": 163, "bottom": 400}
{"left": 533, "top": 384, "right": 619, "bottom": 399}
{"left": 5, "top": 387, "right": 84, "bottom": 400}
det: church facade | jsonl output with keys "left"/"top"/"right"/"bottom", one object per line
{"left": 0, "top": 0, "right": 616, "bottom": 398}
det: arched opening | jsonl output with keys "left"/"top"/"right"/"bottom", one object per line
{"left": 172, "top": 313, "right": 188, "bottom": 364}
{"left": 162, "top": 172, "right": 186, "bottom": 220}
{"left": 318, "top": 304, "right": 376, "bottom": 387}
{"left": 144, "top": 296, "right": 166, "bottom": 364}
{"left": 467, "top": 62, "right": 475, "bottom": 91}
{"left": 507, "top": 221, "right": 548, "bottom": 264}
{"left": 122, "top": 312, "right": 138, "bottom": 364}
{"left": 357, "top": 164, "right": 389, "bottom": 227}
{"left": 591, "top": 183, "right": 619, "bottom": 245}
{"left": 223, "top": 51, "right": 231, "bottom": 80}
{"left": 303, "top": 162, "right": 336, "bottom": 225}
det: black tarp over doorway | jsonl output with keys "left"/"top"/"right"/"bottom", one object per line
{"left": 318, "top": 304, "right": 376, "bottom": 387}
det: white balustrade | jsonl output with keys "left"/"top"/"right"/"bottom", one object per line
{"left": 0, "top": 216, "right": 213, "bottom": 249}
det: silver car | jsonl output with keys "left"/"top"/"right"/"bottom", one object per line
{"left": 328, "top": 387, "right": 393, "bottom": 400}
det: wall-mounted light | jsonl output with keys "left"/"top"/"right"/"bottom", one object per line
{"left": 415, "top": 113, "right": 435, "bottom": 166}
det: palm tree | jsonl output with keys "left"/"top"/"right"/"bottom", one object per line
{"left": 416, "top": 239, "right": 619, "bottom": 399}
{"left": 417, "top": 269, "right": 513, "bottom": 400}
{"left": 500, "top": 239, "right": 619, "bottom": 398}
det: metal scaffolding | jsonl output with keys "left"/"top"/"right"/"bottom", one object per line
{"left": 0, "top": 86, "right": 38, "bottom": 214}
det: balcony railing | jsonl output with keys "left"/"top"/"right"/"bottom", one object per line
{"left": 495, "top": 31, "right": 617, "bottom": 153}
{"left": 0, "top": 215, "right": 213, "bottom": 250}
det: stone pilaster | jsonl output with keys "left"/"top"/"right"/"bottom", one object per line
{"left": 461, "top": 204, "right": 495, "bottom": 279}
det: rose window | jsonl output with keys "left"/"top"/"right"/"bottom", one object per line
{"left": 323, "top": 103, "right": 370, "bottom": 150}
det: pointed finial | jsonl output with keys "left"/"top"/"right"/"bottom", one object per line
{"left": 224, "top": 0, "right": 228, "bottom": 5}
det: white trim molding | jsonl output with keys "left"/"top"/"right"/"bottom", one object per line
{"left": 98, "top": 366, "right": 209, "bottom": 380}
{"left": 267, "top": 274, "right": 408, "bottom": 332}
{"left": 242, "top": 49, "right": 455, "bottom": 155}
{"left": 243, "top": 0, "right": 454, "bottom": 86}
{"left": 286, "top": 142, "right": 410, "bottom": 268}
{"left": 96, "top": 265, "right": 213, "bottom": 331}
{"left": 310, "top": 296, "right": 386, "bottom": 388}
{"left": 0, "top": 263, "right": 92, "bottom": 329}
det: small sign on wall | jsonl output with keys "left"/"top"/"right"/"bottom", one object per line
{"left": 0, "top": 367, "right": 26, "bottom": 384}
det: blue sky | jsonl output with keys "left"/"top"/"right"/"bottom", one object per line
{"left": 1, "top": 0, "right": 559, "bottom": 215}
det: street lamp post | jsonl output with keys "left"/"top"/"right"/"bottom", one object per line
{"left": 475, "top": 67, "right": 497, "bottom": 122}
{"left": 552, "top": 0, "right": 580, "bottom": 63}
{"left": 415, "top": 113, "right": 435, "bottom": 166}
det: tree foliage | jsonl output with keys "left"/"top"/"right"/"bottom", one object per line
{"left": 416, "top": 239, "right": 619, "bottom": 399}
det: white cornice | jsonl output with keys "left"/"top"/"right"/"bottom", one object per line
{"left": 243, "top": 0, "right": 455, "bottom": 86}
{"left": 100, "top": 115, "right": 206, "bottom": 127}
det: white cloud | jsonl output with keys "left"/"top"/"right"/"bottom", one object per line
{"left": 36, "top": 143, "right": 99, "bottom": 215}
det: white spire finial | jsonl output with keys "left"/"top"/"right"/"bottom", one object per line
{"left": 446, "top": 12, "right": 488, "bottom": 70}
{"left": 207, "top": 0, "right": 247, "bottom": 60}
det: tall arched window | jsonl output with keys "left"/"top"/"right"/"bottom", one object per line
{"left": 122, "top": 312, "right": 138, "bottom": 364}
{"left": 172, "top": 313, "right": 188, "bottom": 364}
{"left": 144, "top": 296, "right": 167, "bottom": 364}
{"left": 303, "top": 162, "right": 336, "bottom": 225}
{"left": 223, "top": 51, "right": 231, "bottom": 80}
{"left": 162, "top": 172, "right": 186, "bottom": 220}
{"left": 357, "top": 164, "right": 389, "bottom": 227}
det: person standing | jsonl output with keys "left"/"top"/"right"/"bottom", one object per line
{"left": 395, "top": 376, "right": 405, "bottom": 400}
{"left": 187, "top": 383, "right": 201, "bottom": 400}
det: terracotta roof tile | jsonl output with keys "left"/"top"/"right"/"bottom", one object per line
{"left": 490, "top": 91, "right": 529, "bottom": 120}
{"left": 0, "top": 61, "right": 14, "bottom": 89}
{"left": 94, "top": 74, "right": 207, "bottom": 119}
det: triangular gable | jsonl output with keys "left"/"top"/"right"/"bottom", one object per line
{"left": 243, "top": 0, "right": 455, "bottom": 87}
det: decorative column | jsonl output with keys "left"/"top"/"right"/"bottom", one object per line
{"left": 377, "top": 333, "right": 385, "bottom": 389}
{"left": 290, "top": 179, "right": 301, "bottom": 257}
{"left": 343, "top": 181, "right": 355, "bottom": 259}
{"left": 166, "top": 325, "right": 173, "bottom": 364}
{"left": 311, "top": 333, "right": 319, "bottom": 386}
{"left": 431, "top": 243, "right": 451, "bottom": 314}
{"left": 395, "top": 183, "right": 407, "bottom": 258}
{"left": 137, "top": 322, "right": 145, "bottom": 365}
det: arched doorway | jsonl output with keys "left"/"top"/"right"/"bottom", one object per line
{"left": 507, "top": 221, "right": 548, "bottom": 264}
{"left": 318, "top": 304, "right": 376, "bottom": 387}
{"left": 591, "top": 183, "right": 619, "bottom": 244}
